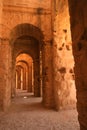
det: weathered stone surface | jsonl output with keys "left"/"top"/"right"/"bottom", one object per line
{"left": 1, "top": 2, "right": 86, "bottom": 130}
{"left": 68, "top": 0, "right": 87, "bottom": 129}
{"left": 52, "top": 0, "right": 76, "bottom": 110}
{"left": 0, "top": 41, "right": 11, "bottom": 111}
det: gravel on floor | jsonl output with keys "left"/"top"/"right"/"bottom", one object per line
{"left": 0, "top": 91, "right": 80, "bottom": 130}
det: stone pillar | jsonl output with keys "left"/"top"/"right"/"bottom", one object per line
{"left": 0, "top": 1, "right": 2, "bottom": 24}
{"left": 26, "top": 67, "right": 29, "bottom": 91}
{"left": 33, "top": 59, "right": 40, "bottom": 97}
{"left": 28, "top": 63, "right": 32, "bottom": 92}
{"left": 52, "top": 40, "right": 61, "bottom": 110}
{"left": 23, "top": 67, "right": 26, "bottom": 90}
{"left": 0, "top": 39, "right": 11, "bottom": 111}
{"left": 68, "top": 0, "right": 87, "bottom": 129}
{"left": 0, "top": 41, "right": 4, "bottom": 110}
{"left": 11, "top": 56, "right": 16, "bottom": 97}
{"left": 0, "top": 2, "right": 12, "bottom": 111}
{"left": 16, "top": 67, "right": 21, "bottom": 89}
{"left": 20, "top": 68, "right": 24, "bottom": 90}
{"left": 40, "top": 50, "right": 43, "bottom": 96}
{"left": 42, "top": 40, "right": 55, "bottom": 108}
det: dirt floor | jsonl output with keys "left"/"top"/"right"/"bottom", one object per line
{"left": 0, "top": 90, "right": 80, "bottom": 130}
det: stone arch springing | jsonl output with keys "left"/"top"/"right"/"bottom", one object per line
{"left": 10, "top": 23, "right": 44, "bottom": 44}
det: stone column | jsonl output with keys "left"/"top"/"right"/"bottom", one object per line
{"left": 33, "top": 59, "right": 40, "bottom": 97}
{"left": 23, "top": 67, "right": 26, "bottom": 90}
{"left": 68, "top": 1, "right": 87, "bottom": 129}
{"left": 11, "top": 55, "right": 16, "bottom": 97}
{"left": 52, "top": 39, "right": 61, "bottom": 110}
{"left": 16, "top": 67, "right": 21, "bottom": 89}
{"left": 26, "top": 67, "right": 29, "bottom": 91}
{"left": 20, "top": 68, "right": 24, "bottom": 90}
{"left": 0, "top": 39, "right": 11, "bottom": 111}
{"left": 28, "top": 63, "right": 32, "bottom": 92}
{"left": 42, "top": 40, "right": 55, "bottom": 108}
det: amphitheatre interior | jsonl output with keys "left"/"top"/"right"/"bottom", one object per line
{"left": 0, "top": 0, "right": 87, "bottom": 130}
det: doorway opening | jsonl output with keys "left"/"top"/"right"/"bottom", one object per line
{"left": 16, "top": 53, "right": 34, "bottom": 96}
{"left": 10, "top": 23, "right": 44, "bottom": 108}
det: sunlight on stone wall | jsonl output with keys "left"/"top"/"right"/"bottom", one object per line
{"left": 53, "top": 0, "right": 76, "bottom": 110}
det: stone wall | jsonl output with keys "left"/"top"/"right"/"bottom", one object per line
{"left": 68, "top": 0, "right": 87, "bottom": 129}
{"left": 0, "top": 3, "right": 12, "bottom": 110}
{"left": 3, "top": 0, "right": 51, "bottom": 9}
{"left": 0, "top": 39, "right": 11, "bottom": 111}
{"left": 53, "top": 0, "right": 76, "bottom": 110}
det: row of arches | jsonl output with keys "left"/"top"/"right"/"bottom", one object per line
{"left": 9, "top": 22, "right": 76, "bottom": 111}
{"left": 0, "top": 19, "right": 77, "bottom": 113}
{"left": 0, "top": 0, "right": 87, "bottom": 129}
{"left": 16, "top": 54, "right": 33, "bottom": 92}
{"left": 11, "top": 23, "right": 43, "bottom": 99}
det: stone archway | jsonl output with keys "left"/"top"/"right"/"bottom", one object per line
{"left": 9, "top": 23, "right": 55, "bottom": 109}
{"left": 10, "top": 23, "right": 43, "bottom": 98}
{"left": 0, "top": 22, "right": 55, "bottom": 110}
{"left": 16, "top": 53, "right": 33, "bottom": 93}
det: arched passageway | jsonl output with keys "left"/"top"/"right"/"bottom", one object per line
{"left": 0, "top": 0, "right": 77, "bottom": 118}
{"left": 0, "top": 1, "right": 80, "bottom": 130}
{"left": 16, "top": 53, "right": 34, "bottom": 93}
{"left": 0, "top": 17, "right": 77, "bottom": 112}
{"left": 10, "top": 23, "right": 43, "bottom": 99}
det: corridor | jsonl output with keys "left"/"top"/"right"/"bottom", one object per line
{"left": 1, "top": 0, "right": 87, "bottom": 129}
{"left": 0, "top": 90, "right": 79, "bottom": 130}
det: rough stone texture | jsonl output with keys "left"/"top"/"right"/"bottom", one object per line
{"left": 52, "top": 0, "right": 76, "bottom": 110}
{"left": 68, "top": 0, "right": 87, "bottom": 129}
{"left": 0, "top": 3, "right": 84, "bottom": 130}
{"left": 42, "top": 43, "right": 54, "bottom": 108}
{"left": 0, "top": 40, "right": 11, "bottom": 111}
